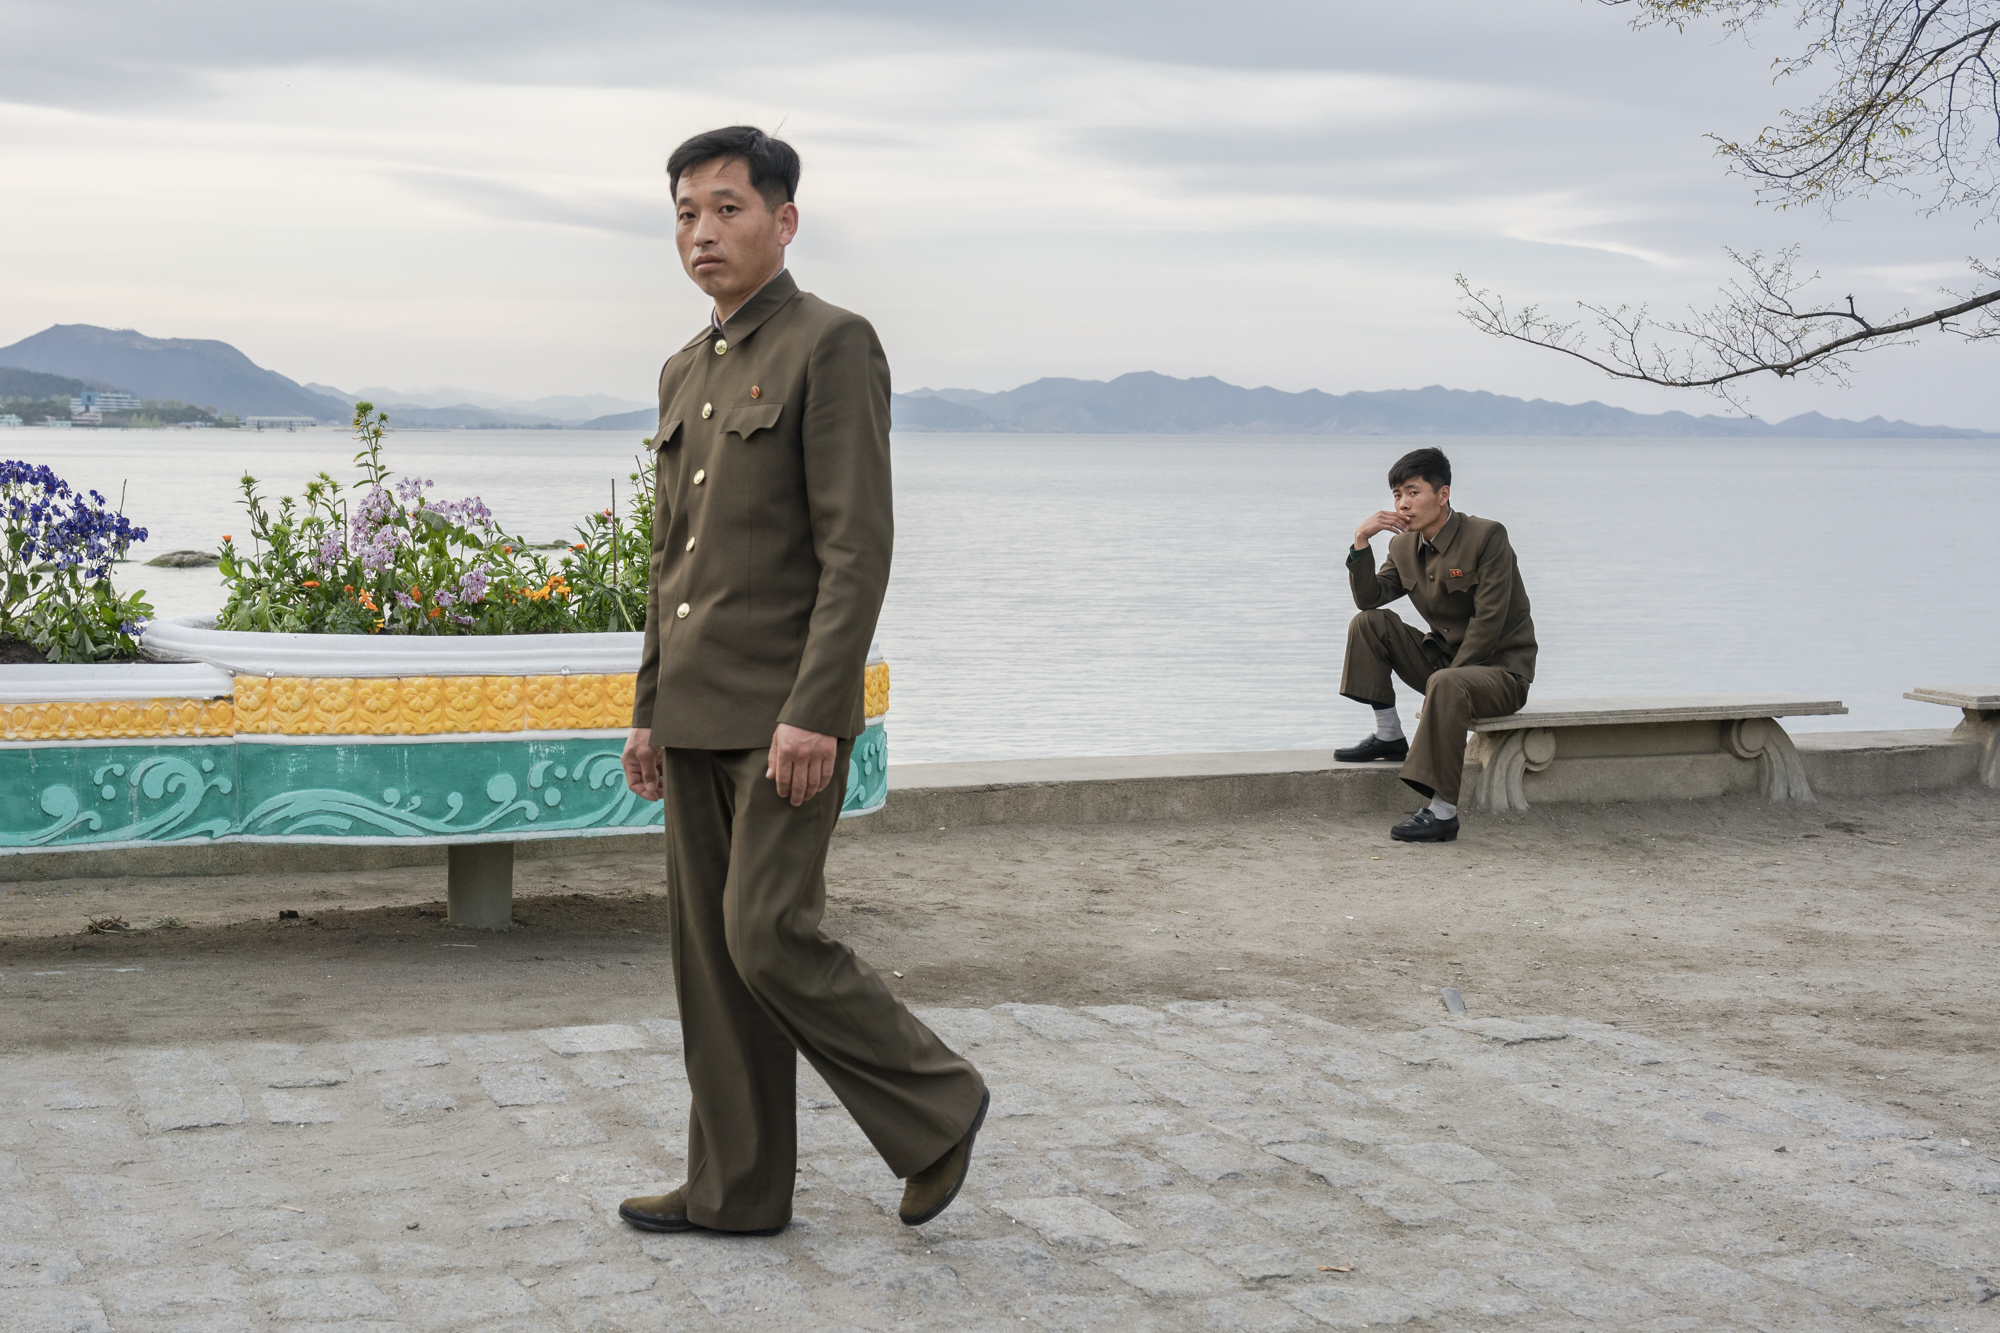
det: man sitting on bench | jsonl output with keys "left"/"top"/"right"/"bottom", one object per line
{"left": 1336, "top": 448, "right": 1537, "bottom": 843}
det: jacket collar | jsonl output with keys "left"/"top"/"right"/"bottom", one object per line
{"left": 719, "top": 269, "right": 799, "bottom": 344}
{"left": 1419, "top": 508, "right": 1462, "bottom": 559}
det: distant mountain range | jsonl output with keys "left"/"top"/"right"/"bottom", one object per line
{"left": 890, "top": 373, "right": 2000, "bottom": 439}
{"left": 0, "top": 325, "right": 346, "bottom": 419}
{"left": 303, "top": 383, "right": 648, "bottom": 428}
{"left": 4, "top": 325, "right": 1992, "bottom": 438}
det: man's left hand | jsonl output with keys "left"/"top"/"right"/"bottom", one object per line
{"left": 767, "top": 723, "right": 838, "bottom": 807}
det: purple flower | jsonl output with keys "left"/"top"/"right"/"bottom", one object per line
{"left": 456, "top": 566, "right": 491, "bottom": 604}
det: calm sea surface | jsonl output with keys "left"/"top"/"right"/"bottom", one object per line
{"left": 10, "top": 425, "right": 1995, "bottom": 763}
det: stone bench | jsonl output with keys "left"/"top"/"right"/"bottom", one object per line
{"left": 1903, "top": 686, "right": 2000, "bottom": 788}
{"left": 1465, "top": 693, "right": 1848, "bottom": 814}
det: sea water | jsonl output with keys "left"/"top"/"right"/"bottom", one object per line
{"left": 10, "top": 426, "right": 1993, "bottom": 763}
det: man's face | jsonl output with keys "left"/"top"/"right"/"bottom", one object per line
{"left": 674, "top": 156, "right": 798, "bottom": 310}
{"left": 1393, "top": 478, "right": 1450, "bottom": 532}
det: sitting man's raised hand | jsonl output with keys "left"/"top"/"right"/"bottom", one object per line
{"left": 1354, "top": 509, "right": 1409, "bottom": 549}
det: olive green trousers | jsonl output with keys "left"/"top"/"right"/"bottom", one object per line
{"left": 661, "top": 740, "right": 986, "bottom": 1232}
{"left": 1340, "top": 608, "right": 1529, "bottom": 805}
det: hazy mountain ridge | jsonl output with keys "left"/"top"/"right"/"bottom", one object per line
{"left": 6, "top": 326, "right": 1990, "bottom": 437}
{"left": 0, "top": 325, "right": 345, "bottom": 419}
{"left": 891, "top": 373, "right": 1999, "bottom": 438}
{"left": 307, "top": 382, "right": 650, "bottom": 427}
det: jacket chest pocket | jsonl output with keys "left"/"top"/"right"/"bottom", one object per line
{"left": 720, "top": 402, "right": 784, "bottom": 441}
{"left": 1441, "top": 572, "right": 1476, "bottom": 597}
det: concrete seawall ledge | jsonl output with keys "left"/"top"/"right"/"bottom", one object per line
{"left": 854, "top": 749, "right": 1409, "bottom": 835}
{"left": 2, "top": 729, "right": 1988, "bottom": 880}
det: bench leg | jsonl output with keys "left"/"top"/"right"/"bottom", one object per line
{"left": 1951, "top": 709, "right": 2000, "bottom": 788}
{"left": 1468, "top": 727, "right": 1555, "bottom": 813}
{"left": 1726, "top": 718, "right": 1815, "bottom": 803}
{"left": 447, "top": 843, "right": 514, "bottom": 930}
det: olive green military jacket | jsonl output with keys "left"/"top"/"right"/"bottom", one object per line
{"left": 631, "top": 271, "right": 892, "bottom": 749}
{"left": 1346, "top": 510, "right": 1537, "bottom": 681}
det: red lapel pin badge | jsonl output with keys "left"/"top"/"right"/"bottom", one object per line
{"left": 1449, "top": 568, "right": 1464, "bottom": 578}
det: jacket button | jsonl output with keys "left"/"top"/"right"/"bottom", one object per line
{"left": 701, "top": 403, "right": 713, "bottom": 419}
{"left": 685, "top": 537, "right": 695, "bottom": 551}
{"left": 693, "top": 469, "right": 706, "bottom": 485}
{"left": 675, "top": 603, "right": 690, "bottom": 619}
{"left": 714, "top": 339, "right": 728, "bottom": 355}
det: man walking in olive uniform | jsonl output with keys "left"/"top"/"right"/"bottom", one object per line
{"left": 1336, "top": 448, "right": 1537, "bottom": 842}
{"left": 618, "top": 127, "right": 986, "bottom": 1236}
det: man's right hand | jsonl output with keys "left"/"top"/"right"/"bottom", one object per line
{"left": 1354, "top": 509, "right": 1409, "bottom": 550}
{"left": 622, "top": 727, "right": 665, "bottom": 802}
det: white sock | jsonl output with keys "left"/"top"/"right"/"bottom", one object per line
{"left": 1429, "top": 797, "right": 1457, "bottom": 821}
{"left": 1373, "top": 707, "right": 1404, "bottom": 742}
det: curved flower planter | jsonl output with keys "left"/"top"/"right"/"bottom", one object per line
{"left": 0, "top": 617, "right": 889, "bottom": 861}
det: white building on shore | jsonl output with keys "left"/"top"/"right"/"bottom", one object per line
{"left": 70, "top": 391, "right": 143, "bottom": 414}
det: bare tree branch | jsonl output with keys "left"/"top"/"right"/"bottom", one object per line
{"left": 1463, "top": 2, "right": 2000, "bottom": 409}
{"left": 1458, "top": 251, "right": 2000, "bottom": 411}
{"left": 1602, "top": 0, "right": 2000, "bottom": 218}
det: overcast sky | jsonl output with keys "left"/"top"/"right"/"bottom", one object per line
{"left": 4, "top": 0, "right": 1993, "bottom": 426}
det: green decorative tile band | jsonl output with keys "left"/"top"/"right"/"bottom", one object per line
{"left": 1, "top": 722, "right": 888, "bottom": 850}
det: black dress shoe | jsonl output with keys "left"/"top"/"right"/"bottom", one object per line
{"left": 1335, "top": 734, "right": 1409, "bottom": 763}
{"left": 1390, "top": 808, "right": 1459, "bottom": 842}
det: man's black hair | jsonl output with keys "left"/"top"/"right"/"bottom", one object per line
{"left": 667, "top": 126, "right": 800, "bottom": 210}
{"left": 1388, "top": 447, "right": 1451, "bottom": 491}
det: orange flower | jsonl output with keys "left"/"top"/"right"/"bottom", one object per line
{"left": 301, "top": 580, "right": 320, "bottom": 588}
{"left": 572, "top": 543, "right": 586, "bottom": 552}
{"left": 411, "top": 586, "right": 423, "bottom": 600}
{"left": 221, "top": 534, "right": 233, "bottom": 542}
{"left": 428, "top": 607, "right": 440, "bottom": 619}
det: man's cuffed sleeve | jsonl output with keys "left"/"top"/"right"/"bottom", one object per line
{"left": 777, "top": 313, "right": 893, "bottom": 738}
{"left": 1347, "top": 544, "right": 1406, "bottom": 610}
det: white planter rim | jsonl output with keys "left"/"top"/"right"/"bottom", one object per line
{"left": 0, "top": 662, "right": 235, "bottom": 703}
{"left": 139, "top": 615, "right": 883, "bottom": 678}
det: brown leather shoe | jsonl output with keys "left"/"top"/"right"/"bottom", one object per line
{"left": 618, "top": 1186, "right": 697, "bottom": 1233}
{"left": 617, "top": 1185, "right": 786, "bottom": 1236}
{"left": 899, "top": 1088, "right": 989, "bottom": 1226}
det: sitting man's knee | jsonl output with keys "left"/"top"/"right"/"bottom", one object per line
{"left": 1349, "top": 608, "right": 1398, "bottom": 639}
{"left": 1425, "top": 668, "right": 1475, "bottom": 702}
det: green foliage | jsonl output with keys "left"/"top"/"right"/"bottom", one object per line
{"left": 216, "top": 402, "right": 653, "bottom": 636}
{"left": 0, "top": 397, "right": 75, "bottom": 424}
{"left": 0, "top": 460, "right": 152, "bottom": 662}
{"left": 0, "top": 368, "right": 93, "bottom": 399}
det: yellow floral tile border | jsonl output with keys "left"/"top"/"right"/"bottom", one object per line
{"left": 2, "top": 661, "right": 889, "bottom": 741}
{"left": 234, "top": 674, "right": 639, "bottom": 735}
{"left": 864, "top": 660, "right": 890, "bottom": 720}
{"left": 0, "top": 699, "right": 236, "bottom": 742}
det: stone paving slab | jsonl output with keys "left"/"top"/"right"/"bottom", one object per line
{"left": 3, "top": 1001, "right": 1997, "bottom": 1330}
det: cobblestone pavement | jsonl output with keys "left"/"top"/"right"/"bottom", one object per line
{"left": 4, "top": 996, "right": 1998, "bottom": 1331}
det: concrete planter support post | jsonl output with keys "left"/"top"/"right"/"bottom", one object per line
{"left": 1903, "top": 687, "right": 2000, "bottom": 788}
{"left": 448, "top": 843, "right": 516, "bottom": 930}
{"left": 1467, "top": 693, "right": 1847, "bottom": 815}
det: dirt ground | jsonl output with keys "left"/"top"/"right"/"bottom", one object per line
{"left": 4, "top": 788, "right": 1996, "bottom": 1150}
